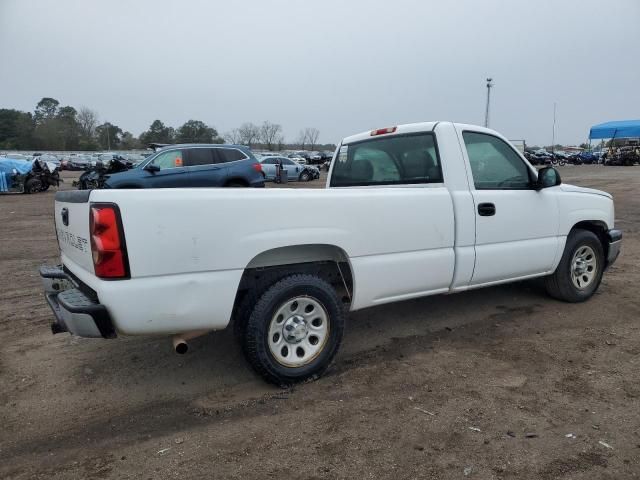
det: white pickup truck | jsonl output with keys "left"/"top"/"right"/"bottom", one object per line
{"left": 41, "top": 122, "right": 621, "bottom": 385}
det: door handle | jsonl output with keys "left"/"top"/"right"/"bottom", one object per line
{"left": 477, "top": 202, "right": 496, "bottom": 216}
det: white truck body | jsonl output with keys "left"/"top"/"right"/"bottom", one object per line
{"left": 42, "top": 121, "right": 621, "bottom": 383}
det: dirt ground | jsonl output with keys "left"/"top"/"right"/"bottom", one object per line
{"left": 1, "top": 166, "right": 638, "bottom": 479}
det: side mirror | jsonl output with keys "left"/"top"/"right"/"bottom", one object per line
{"left": 535, "top": 166, "right": 561, "bottom": 190}
{"left": 145, "top": 163, "right": 160, "bottom": 173}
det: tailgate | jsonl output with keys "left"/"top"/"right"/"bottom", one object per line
{"left": 54, "top": 191, "right": 94, "bottom": 273}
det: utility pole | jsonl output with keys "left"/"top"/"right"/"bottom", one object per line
{"left": 551, "top": 102, "right": 557, "bottom": 154}
{"left": 484, "top": 78, "right": 494, "bottom": 128}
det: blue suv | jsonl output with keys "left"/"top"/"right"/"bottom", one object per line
{"left": 104, "top": 144, "right": 264, "bottom": 189}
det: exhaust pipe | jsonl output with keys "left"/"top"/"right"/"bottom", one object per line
{"left": 171, "top": 330, "right": 210, "bottom": 354}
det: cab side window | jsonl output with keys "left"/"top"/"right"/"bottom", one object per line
{"left": 462, "top": 132, "right": 531, "bottom": 189}
{"left": 151, "top": 150, "right": 184, "bottom": 170}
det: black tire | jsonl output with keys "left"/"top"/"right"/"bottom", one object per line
{"left": 299, "top": 171, "right": 311, "bottom": 182}
{"left": 24, "top": 178, "right": 42, "bottom": 194}
{"left": 40, "top": 183, "right": 50, "bottom": 192}
{"left": 243, "top": 274, "right": 345, "bottom": 385}
{"left": 545, "top": 229, "right": 604, "bottom": 302}
{"left": 226, "top": 182, "right": 248, "bottom": 187}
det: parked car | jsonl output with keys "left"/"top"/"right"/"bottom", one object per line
{"left": 75, "top": 156, "right": 133, "bottom": 190}
{"left": 295, "top": 151, "right": 311, "bottom": 161}
{"left": 288, "top": 154, "right": 307, "bottom": 165}
{"left": 67, "top": 154, "right": 92, "bottom": 170}
{"left": 260, "top": 156, "right": 315, "bottom": 181}
{"left": 309, "top": 151, "right": 322, "bottom": 163}
{"left": 5, "top": 153, "right": 30, "bottom": 161}
{"left": 320, "top": 151, "right": 334, "bottom": 161}
{"left": 0, "top": 157, "right": 60, "bottom": 193}
{"left": 103, "top": 144, "right": 264, "bottom": 189}
{"left": 577, "top": 151, "right": 599, "bottom": 164}
{"left": 41, "top": 121, "right": 621, "bottom": 386}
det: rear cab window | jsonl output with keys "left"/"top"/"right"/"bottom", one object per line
{"left": 330, "top": 132, "right": 442, "bottom": 187}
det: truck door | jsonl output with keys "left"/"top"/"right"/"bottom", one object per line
{"left": 457, "top": 129, "right": 561, "bottom": 285}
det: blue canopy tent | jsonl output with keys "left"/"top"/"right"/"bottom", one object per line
{"left": 589, "top": 120, "right": 640, "bottom": 140}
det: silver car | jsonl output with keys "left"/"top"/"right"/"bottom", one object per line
{"left": 260, "top": 156, "right": 313, "bottom": 182}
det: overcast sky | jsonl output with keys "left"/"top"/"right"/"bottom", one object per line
{"left": 1, "top": 0, "right": 638, "bottom": 146}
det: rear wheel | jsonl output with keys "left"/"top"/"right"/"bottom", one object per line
{"left": 545, "top": 229, "right": 604, "bottom": 302}
{"left": 242, "top": 274, "right": 345, "bottom": 385}
{"left": 226, "top": 181, "right": 248, "bottom": 187}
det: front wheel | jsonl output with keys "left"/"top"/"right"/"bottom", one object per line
{"left": 298, "top": 171, "right": 311, "bottom": 182}
{"left": 243, "top": 274, "right": 345, "bottom": 385}
{"left": 24, "top": 178, "right": 42, "bottom": 194}
{"left": 545, "top": 229, "right": 604, "bottom": 302}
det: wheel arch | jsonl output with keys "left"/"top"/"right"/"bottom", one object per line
{"left": 231, "top": 244, "right": 354, "bottom": 328}
{"left": 570, "top": 220, "right": 609, "bottom": 259}
{"left": 224, "top": 177, "right": 249, "bottom": 187}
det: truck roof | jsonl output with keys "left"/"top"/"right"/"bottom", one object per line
{"left": 341, "top": 122, "right": 508, "bottom": 147}
{"left": 341, "top": 122, "right": 439, "bottom": 145}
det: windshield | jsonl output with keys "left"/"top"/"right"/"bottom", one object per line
{"left": 330, "top": 133, "right": 442, "bottom": 187}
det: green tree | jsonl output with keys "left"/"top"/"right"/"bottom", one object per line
{"left": 175, "top": 120, "right": 220, "bottom": 143}
{"left": 32, "top": 97, "right": 64, "bottom": 149}
{"left": 34, "top": 97, "right": 60, "bottom": 125}
{"left": 56, "top": 106, "right": 80, "bottom": 150}
{"left": 139, "top": 120, "right": 175, "bottom": 145}
{"left": 120, "top": 131, "right": 141, "bottom": 150}
{"left": 96, "top": 122, "right": 123, "bottom": 150}
{"left": 0, "top": 109, "right": 34, "bottom": 149}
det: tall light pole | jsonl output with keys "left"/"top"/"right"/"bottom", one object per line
{"left": 484, "top": 77, "right": 494, "bottom": 128}
{"left": 551, "top": 102, "right": 557, "bottom": 154}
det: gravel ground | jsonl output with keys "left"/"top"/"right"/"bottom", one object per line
{"left": 0, "top": 166, "right": 638, "bottom": 479}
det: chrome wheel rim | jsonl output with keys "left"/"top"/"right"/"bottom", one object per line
{"left": 571, "top": 245, "right": 597, "bottom": 289}
{"left": 268, "top": 296, "right": 329, "bottom": 367}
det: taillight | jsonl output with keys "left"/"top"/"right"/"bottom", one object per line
{"left": 89, "top": 204, "right": 129, "bottom": 279}
{"left": 252, "top": 162, "right": 263, "bottom": 173}
{"left": 370, "top": 126, "right": 397, "bottom": 136}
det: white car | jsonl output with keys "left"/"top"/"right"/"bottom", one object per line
{"left": 260, "top": 156, "right": 314, "bottom": 181}
{"left": 288, "top": 155, "right": 307, "bottom": 165}
{"left": 41, "top": 121, "right": 621, "bottom": 385}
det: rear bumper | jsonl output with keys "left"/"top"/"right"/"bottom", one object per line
{"left": 40, "top": 265, "right": 116, "bottom": 338}
{"left": 606, "top": 229, "right": 622, "bottom": 269}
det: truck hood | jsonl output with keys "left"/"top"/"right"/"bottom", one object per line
{"left": 560, "top": 183, "right": 612, "bottom": 199}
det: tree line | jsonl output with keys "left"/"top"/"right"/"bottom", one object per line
{"left": 0, "top": 97, "right": 333, "bottom": 152}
